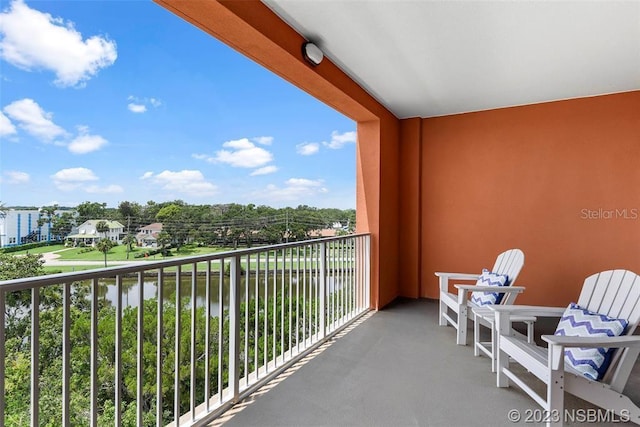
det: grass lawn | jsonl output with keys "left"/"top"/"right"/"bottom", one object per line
{"left": 6, "top": 244, "right": 66, "bottom": 255}
{"left": 44, "top": 265, "right": 105, "bottom": 274}
{"left": 55, "top": 244, "right": 229, "bottom": 262}
{"left": 14, "top": 244, "right": 321, "bottom": 277}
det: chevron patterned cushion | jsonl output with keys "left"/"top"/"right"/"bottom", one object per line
{"left": 555, "top": 303, "right": 628, "bottom": 380}
{"left": 470, "top": 269, "right": 509, "bottom": 306}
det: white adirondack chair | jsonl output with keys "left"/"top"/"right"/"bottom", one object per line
{"left": 436, "top": 248, "right": 525, "bottom": 345}
{"left": 493, "top": 269, "right": 640, "bottom": 427}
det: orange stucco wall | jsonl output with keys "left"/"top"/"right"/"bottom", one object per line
{"left": 418, "top": 91, "right": 640, "bottom": 305}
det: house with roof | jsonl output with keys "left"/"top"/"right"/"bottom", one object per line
{"left": 66, "top": 220, "right": 125, "bottom": 246}
{"left": 136, "top": 222, "right": 163, "bottom": 247}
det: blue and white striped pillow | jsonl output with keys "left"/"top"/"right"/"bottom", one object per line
{"left": 554, "top": 303, "right": 628, "bottom": 380}
{"left": 470, "top": 269, "right": 509, "bottom": 306}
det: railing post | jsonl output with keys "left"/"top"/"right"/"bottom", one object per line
{"left": 31, "top": 287, "right": 40, "bottom": 427}
{"left": 91, "top": 279, "right": 98, "bottom": 427}
{"left": 0, "top": 290, "right": 5, "bottom": 427}
{"left": 136, "top": 272, "right": 144, "bottom": 427}
{"left": 62, "top": 282, "right": 71, "bottom": 427}
{"left": 364, "top": 235, "right": 371, "bottom": 310}
{"left": 115, "top": 277, "right": 123, "bottom": 427}
{"left": 319, "top": 242, "right": 326, "bottom": 340}
{"left": 229, "top": 255, "right": 241, "bottom": 401}
{"left": 156, "top": 270, "right": 164, "bottom": 427}
{"left": 174, "top": 267, "right": 181, "bottom": 426}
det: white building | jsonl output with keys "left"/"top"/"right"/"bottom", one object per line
{"left": 0, "top": 209, "right": 57, "bottom": 248}
{"left": 136, "top": 222, "right": 163, "bottom": 247}
{"left": 66, "top": 220, "right": 125, "bottom": 246}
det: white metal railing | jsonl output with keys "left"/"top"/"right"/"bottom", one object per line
{"left": 0, "top": 233, "right": 370, "bottom": 426}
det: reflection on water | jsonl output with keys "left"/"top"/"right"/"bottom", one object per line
{"left": 100, "top": 273, "right": 341, "bottom": 316}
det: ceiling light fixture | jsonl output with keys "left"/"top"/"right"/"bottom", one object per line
{"left": 302, "top": 42, "right": 323, "bottom": 66}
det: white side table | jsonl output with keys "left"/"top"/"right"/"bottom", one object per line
{"left": 472, "top": 306, "right": 536, "bottom": 372}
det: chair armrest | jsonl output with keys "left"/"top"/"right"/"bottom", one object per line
{"left": 455, "top": 285, "right": 525, "bottom": 293}
{"left": 542, "top": 335, "right": 640, "bottom": 349}
{"left": 434, "top": 272, "right": 479, "bottom": 280}
{"left": 490, "top": 305, "right": 566, "bottom": 317}
{"left": 435, "top": 272, "right": 479, "bottom": 293}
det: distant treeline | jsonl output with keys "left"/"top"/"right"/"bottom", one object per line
{"left": 20, "top": 201, "right": 356, "bottom": 249}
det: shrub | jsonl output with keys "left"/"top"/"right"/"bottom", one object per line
{"left": 0, "top": 241, "right": 60, "bottom": 254}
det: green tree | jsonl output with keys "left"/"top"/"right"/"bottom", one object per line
{"left": 95, "top": 220, "right": 110, "bottom": 239}
{"left": 51, "top": 212, "right": 75, "bottom": 241}
{"left": 156, "top": 231, "right": 171, "bottom": 254}
{"left": 0, "top": 252, "right": 45, "bottom": 280}
{"left": 96, "top": 238, "right": 115, "bottom": 267}
{"left": 0, "top": 253, "right": 46, "bottom": 338}
{"left": 121, "top": 233, "right": 136, "bottom": 259}
{"left": 37, "top": 204, "right": 58, "bottom": 242}
{"left": 118, "top": 201, "right": 140, "bottom": 220}
{"left": 156, "top": 204, "right": 188, "bottom": 251}
{"left": 76, "top": 201, "right": 107, "bottom": 224}
{"left": 118, "top": 200, "right": 142, "bottom": 231}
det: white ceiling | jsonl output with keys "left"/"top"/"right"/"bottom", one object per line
{"left": 264, "top": 0, "right": 640, "bottom": 118}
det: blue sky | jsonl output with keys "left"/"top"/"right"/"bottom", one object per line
{"left": 0, "top": 0, "right": 356, "bottom": 209}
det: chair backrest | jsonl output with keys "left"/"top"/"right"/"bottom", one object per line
{"left": 576, "top": 269, "right": 640, "bottom": 389}
{"left": 491, "top": 248, "right": 525, "bottom": 286}
{"left": 490, "top": 249, "right": 525, "bottom": 305}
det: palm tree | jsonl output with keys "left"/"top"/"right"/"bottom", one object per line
{"left": 121, "top": 234, "right": 136, "bottom": 259}
{"left": 96, "top": 238, "right": 115, "bottom": 267}
{"left": 95, "top": 220, "right": 110, "bottom": 247}
{"left": 95, "top": 220, "right": 110, "bottom": 238}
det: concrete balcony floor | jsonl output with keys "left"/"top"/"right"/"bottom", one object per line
{"left": 216, "top": 298, "right": 640, "bottom": 426}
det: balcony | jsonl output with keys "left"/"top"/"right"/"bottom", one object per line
{"left": 218, "top": 298, "right": 640, "bottom": 427}
{"left": 0, "top": 234, "right": 370, "bottom": 426}
{"left": 3, "top": 239, "right": 640, "bottom": 427}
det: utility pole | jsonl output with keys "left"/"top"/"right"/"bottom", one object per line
{"left": 126, "top": 215, "right": 131, "bottom": 259}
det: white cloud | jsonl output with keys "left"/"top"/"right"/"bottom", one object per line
{"left": 287, "top": 178, "right": 326, "bottom": 188}
{"left": 195, "top": 137, "right": 274, "bottom": 168}
{"left": 250, "top": 165, "right": 278, "bottom": 176}
{"left": 51, "top": 167, "right": 98, "bottom": 191}
{"left": 85, "top": 184, "right": 123, "bottom": 194}
{"left": 127, "top": 96, "right": 162, "bottom": 113}
{"left": 127, "top": 103, "right": 147, "bottom": 113}
{"left": 296, "top": 142, "right": 319, "bottom": 156}
{"left": 67, "top": 126, "right": 107, "bottom": 154}
{"left": 3, "top": 170, "right": 29, "bottom": 184}
{"left": 50, "top": 167, "right": 121, "bottom": 194}
{"left": 253, "top": 136, "right": 273, "bottom": 145}
{"left": 0, "top": 0, "right": 117, "bottom": 87}
{"left": 324, "top": 130, "right": 357, "bottom": 149}
{"left": 51, "top": 167, "right": 98, "bottom": 182}
{"left": 254, "top": 178, "right": 328, "bottom": 202}
{"left": 223, "top": 138, "right": 255, "bottom": 150}
{"left": 0, "top": 111, "right": 16, "bottom": 136}
{"left": 144, "top": 170, "right": 217, "bottom": 197}
{"left": 3, "top": 98, "right": 66, "bottom": 141}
